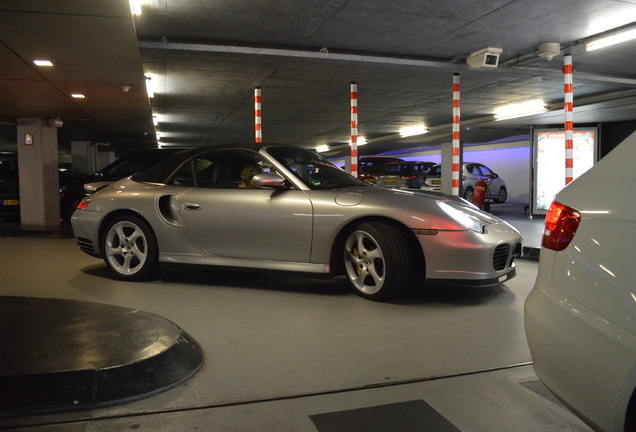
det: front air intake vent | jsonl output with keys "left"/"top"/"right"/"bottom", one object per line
{"left": 77, "top": 237, "right": 97, "bottom": 256}
{"left": 493, "top": 244, "right": 510, "bottom": 271}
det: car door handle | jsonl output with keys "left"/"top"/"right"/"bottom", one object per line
{"left": 183, "top": 202, "right": 201, "bottom": 210}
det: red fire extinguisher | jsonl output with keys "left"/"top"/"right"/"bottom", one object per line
{"left": 472, "top": 179, "right": 489, "bottom": 210}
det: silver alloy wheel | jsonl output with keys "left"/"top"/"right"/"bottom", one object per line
{"left": 344, "top": 229, "right": 386, "bottom": 295}
{"left": 104, "top": 220, "right": 148, "bottom": 276}
{"left": 463, "top": 187, "right": 474, "bottom": 202}
{"left": 496, "top": 187, "right": 507, "bottom": 203}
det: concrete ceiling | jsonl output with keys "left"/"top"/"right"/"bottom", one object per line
{"left": 1, "top": 0, "right": 636, "bottom": 157}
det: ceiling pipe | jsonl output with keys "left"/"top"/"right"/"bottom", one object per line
{"left": 139, "top": 40, "right": 464, "bottom": 71}
{"left": 139, "top": 40, "right": 636, "bottom": 87}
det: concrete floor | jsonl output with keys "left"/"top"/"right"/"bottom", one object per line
{"left": 0, "top": 206, "right": 593, "bottom": 431}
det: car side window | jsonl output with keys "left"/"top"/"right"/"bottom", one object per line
{"left": 169, "top": 150, "right": 274, "bottom": 189}
{"left": 479, "top": 165, "right": 493, "bottom": 176}
{"left": 170, "top": 160, "right": 196, "bottom": 187}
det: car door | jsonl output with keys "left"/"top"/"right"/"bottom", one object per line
{"left": 172, "top": 150, "right": 314, "bottom": 262}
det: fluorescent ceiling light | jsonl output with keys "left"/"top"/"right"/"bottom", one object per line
{"left": 349, "top": 137, "right": 367, "bottom": 146}
{"left": 587, "top": 28, "right": 636, "bottom": 51}
{"left": 316, "top": 145, "right": 330, "bottom": 153}
{"left": 145, "top": 73, "right": 155, "bottom": 98}
{"left": 130, "top": 0, "right": 142, "bottom": 15}
{"left": 71, "top": 93, "right": 85, "bottom": 99}
{"left": 399, "top": 125, "right": 429, "bottom": 137}
{"left": 494, "top": 100, "right": 547, "bottom": 120}
{"left": 33, "top": 60, "right": 53, "bottom": 67}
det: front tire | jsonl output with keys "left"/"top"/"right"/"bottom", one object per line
{"left": 463, "top": 186, "right": 474, "bottom": 202}
{"left": 102, "top": 214, "right": 159, "bottom": 281}
{"left": 343, "top": 222, "right": 412, "bottom": 301}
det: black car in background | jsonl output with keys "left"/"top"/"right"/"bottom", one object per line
{"left": 60, "top": 148, "right": 182, "bottom": 221}
{"left": 0, "top": 152, "right": 20, "bottom": 221}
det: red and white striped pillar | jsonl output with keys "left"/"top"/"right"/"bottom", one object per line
{"left": 452, "top": 74, "right": 461, "bottom": 196}
{"left": 255, "top": 87, "right": 262, "bottom": 143}
{"left": 350, "top": 82, "right": 358, "bottom": 178}
{"left": 564, "top": 55, "right": 574, "bottom": 185}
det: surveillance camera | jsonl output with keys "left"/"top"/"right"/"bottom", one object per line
{"left": 466, "top": 47, "right": 503, "bottom": 68}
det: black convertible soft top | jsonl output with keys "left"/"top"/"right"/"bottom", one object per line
{"left": 132, "top": 143, "right": 264, "bottom": 184}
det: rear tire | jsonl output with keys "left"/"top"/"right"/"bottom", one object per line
{"left": 343, "top": 221, "right": 412, "bottom": 301}
{"left": 495, "top": 187, "right": 507, "bottom": 203}
{"left": 102, "top": 214, "right": 159, "bottom": 281}
{"left": 463, "top": 186, "right": 474, "bottom": 202}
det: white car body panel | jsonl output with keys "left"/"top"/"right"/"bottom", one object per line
{"left": 525, "top": 131, "right": 636, "bottom": 432}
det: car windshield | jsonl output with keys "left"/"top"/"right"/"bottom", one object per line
{"left": 429, "top": 165, "right": 442, "bottom": 176}
{"left": 266, "top": 146, "right": 364, "bottom": 190}
{"left": 360, "top": 161, "right": 383, "bottom": 173}
{"left": 381, "top": 163, "right": 409, "bottom": 175}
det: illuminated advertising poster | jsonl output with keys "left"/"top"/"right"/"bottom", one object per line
{"left": 532, "top": 128, "right": 597, "bottom": 215}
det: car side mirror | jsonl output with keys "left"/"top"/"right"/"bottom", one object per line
{"left": 252, "top": 172, "right": 286, "bottom": 189}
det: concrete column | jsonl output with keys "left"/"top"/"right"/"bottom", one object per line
{"left": 441, "top": 141, "right": 463, "bottom": 196}
{"left": 96, "top": 150, "right": 116, "bottom": 171}
{"left": 71, "top": 141, "right": 98, "bottom": 177}
{"left": 16, "top": 118, "right": 60, "bottom": 228}
{"left": 343, "top": 155, "right": 352, "bottom": 174}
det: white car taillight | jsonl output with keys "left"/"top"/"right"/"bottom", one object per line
{"left": 542, "top": 201, "right": 581, "bottom": 251}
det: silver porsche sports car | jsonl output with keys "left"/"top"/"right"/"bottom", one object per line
{"left": 71, "top": 144, "right": 522, "bottom": 301}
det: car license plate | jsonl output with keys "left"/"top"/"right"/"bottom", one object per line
{"left": 384, "top": 178, "right": 397, "bottom": 183}
{"left": 432, "top": 180, "right": 441, "bottom": 185}
{"left": 2, "top": 199, "right": 19, "bottom": 206}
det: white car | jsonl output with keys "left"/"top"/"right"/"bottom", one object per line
{"left": 420, "top": 162, "right": 507, "bottom": 203}
{"left": 524, "top": 132, "right": 636, "bottom": 432}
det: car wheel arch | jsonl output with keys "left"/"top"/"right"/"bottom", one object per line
{"left": 98, "top": 210, "right": 153, "bottom": 255}
{"left": 329, "top": 216, "right": 425, "bottom": 279}
{"left": 99, "top": 210, "right": 160, "bottom": 281}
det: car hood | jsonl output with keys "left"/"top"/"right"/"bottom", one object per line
{"left": 315, "top": 184, "right": 504, "bottom": 231}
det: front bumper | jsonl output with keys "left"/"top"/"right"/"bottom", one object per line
{"left": 417, "top": 221, "right": 521, "bottom": 284}
{"left": 0, "top": 198, "right": 20, "bottom": 216}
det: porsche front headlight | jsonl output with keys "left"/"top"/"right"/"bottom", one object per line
{"left": 436, "top": 200, "right": 489, "bottom": 233}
